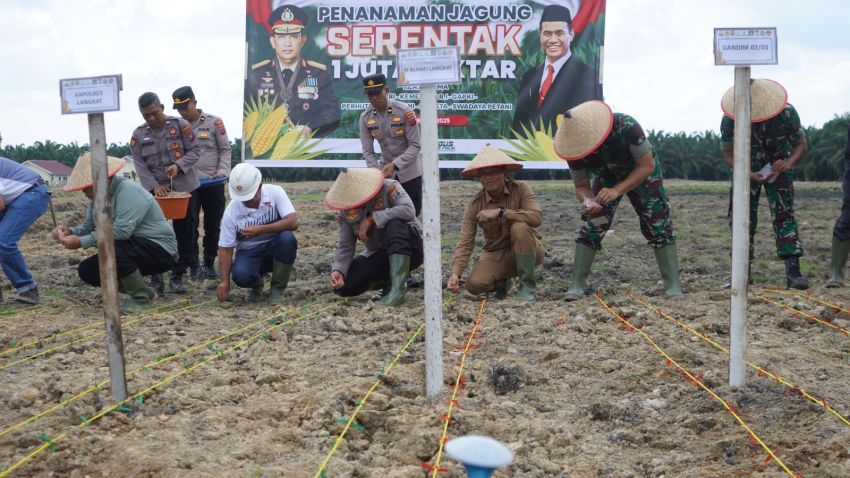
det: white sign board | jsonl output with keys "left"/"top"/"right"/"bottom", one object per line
{"left": 714, "top": 28, "right": 778, "bottom": 66}
{"left": 59, "top": 74, "right": 122, "bottom": 114}
{"left": 397, "top": 47, "right": 462, "bottom": 86}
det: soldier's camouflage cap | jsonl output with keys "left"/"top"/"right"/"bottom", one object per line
{"left": 269, "top": 5, "right": 308, "bottom": 34}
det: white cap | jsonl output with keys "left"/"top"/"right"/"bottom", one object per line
{"left": 229, "top": 163, "right": 262, "bottom": 201}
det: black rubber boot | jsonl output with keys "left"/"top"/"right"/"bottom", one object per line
{"left": 784, "top": 256, "right": 809, "bottom": 290}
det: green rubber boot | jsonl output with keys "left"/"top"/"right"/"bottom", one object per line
{"left": 494, "top": 279, "right": 510, "bottom": 300}
{"left": 565, "top": 244, "right": 596, "bottom": 301}
{"left": 515, "top": 253, "right": 537, "bottom": 301}
{"left": 245, "top": 276, "right": 264, "bottom": 302}
{"left": 119, "top": 270, "right": 156, "bottom": 314}
{"left": 269, "top": 261, "right": 292, "bottom": 303}
{"left": 826, "top": 236, "right": 850, "bottom": 288}
{"left": 376, "top": 255, "right": 409, "bottom": 306}
{"left": 653, "top": 244, "right": 684, "bottom": 298}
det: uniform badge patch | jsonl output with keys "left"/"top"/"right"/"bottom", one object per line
{"left": 392, "top": 117, "right": 401, "bottom": 122}
{"left": 198, "top": 130, "right": 210, "bottom": 139}
{"left": 174, "top": 151, "right": 182, "bottom": 159}
{"left": 367, "top": 119, "right": 376, "bottom": 126}
{"left": 393, "top": 128, "right": 404, "bottom": 136}
{"left": 169, "top": 128, "right": 177, "bottom": 135}
{"left": 130, "top": 137, "right": 136, "bottom": 147}
{"left": 371, "top": 131, "right": 381, "bottom": 139}
{"left": 405, "top": 111, "right": 417, "bottom": 126}
{"left": 214, "top": 119, "right": 226, "bottom": 135}
{"left": 346, "top": 209, "right": 359, "bottom": 221}
{"left": 181, "top": 124, "right": 193, "bottom": 137}
{"left": 388, "top": 185, "right": 398, "bottom": 199}
{"left": 374, "top": 198, "right": 383, "bottom": 209}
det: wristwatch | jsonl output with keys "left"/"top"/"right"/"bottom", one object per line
{"left": 498, "top": 207, "right": 505, "bottom": 218}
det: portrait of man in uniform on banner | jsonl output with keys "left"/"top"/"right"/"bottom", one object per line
{"left": 245, "top": 2, "right": 341, "bottom": 158}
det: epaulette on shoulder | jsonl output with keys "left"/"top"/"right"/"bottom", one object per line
{"left": 252, "top": 59, "right": 271, "bottom": 70}
{"left": 306, "top": 60, "right": 327, "bottom": 71}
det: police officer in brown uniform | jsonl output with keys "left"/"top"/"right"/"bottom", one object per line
{"left": 446, "top": 145, "right": 544, "bottom": 301}
{"left": 248, "top": 4, "right": 340, "bottom": 137}
{"left": 172, "top": 86, "right": 231, "bottom": 281}
{"left": 359, "top": 74, "right": 423, "bottom": 216}
{"left": 325, "top": 168, "right": 424, "bottom": 306}
{"left": 130, "top": 92, "right": 200, "bottom": 294}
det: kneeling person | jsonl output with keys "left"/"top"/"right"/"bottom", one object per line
{"left": 53, "top": 153, "right": 178, "bottom": 312}
{"left": 216, "top": 164, "right": 298, "bottom": 303}
{"left": 447, "top": 145, "right": 544, "bottom": 300}
{"left": 325, "top": 168, "right": 423, "bottom": 306}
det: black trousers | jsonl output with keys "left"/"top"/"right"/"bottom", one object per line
{"left": 336, "top": 220, "right": 423, "bottom": 297}
{"left": 401, "top": 176, "right": 422, "bottom": 217}
{"left": 78, "top": 237, "right": 177, "bottom": 287}
{"left": 172, "top": 190, "right": 199, "bottom": 276}
{"left": 834, "top": 158, "right": 850, "bottom": 240}
{"left": 192, "top": 183, "right": 226, "bottom": 267}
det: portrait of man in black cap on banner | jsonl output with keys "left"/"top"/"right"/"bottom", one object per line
{"left": 511, "top": 4, "right": 602, "bottom": 137}
{"left": 248, "top": 3, "right": 340, "bottom": 137}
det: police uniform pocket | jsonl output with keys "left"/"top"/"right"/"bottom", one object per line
{"left": 141, "top": 143, "right": 157, "bottom": 157}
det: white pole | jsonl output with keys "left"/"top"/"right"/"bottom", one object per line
{"left": 729, "top": 66, "right": 751, "bottom": 388}
{"left": 88, "top": 113, "right": 128, "bottom": 401}
{"left": 420, "top": 85, "right": 443, "bottom": 399}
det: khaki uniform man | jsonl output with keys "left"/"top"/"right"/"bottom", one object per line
{"left": 359, "top": 73, "right": 423, "bottom": 216}
{"left": 447, "top": 146, "right": 544, "bottom": 301}
{"left": 130, "top": 92, "right": 200, "bottom": 294}
{"left": 172, "top": 86, "right": 231, "bottom": 281}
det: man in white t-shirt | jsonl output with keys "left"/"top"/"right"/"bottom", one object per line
{"left": 216, "top": 163, "right": 298, "bottom": 303}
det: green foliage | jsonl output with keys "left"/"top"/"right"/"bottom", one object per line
{"left": 3, "top": 114, "right": 847, "bottom": 182}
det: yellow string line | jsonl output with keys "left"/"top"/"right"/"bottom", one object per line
{"left": 315, "top": 323, "right": 427, "bottom": 478}
{"left": 0, "top": 298, "right": 188, "bottom": 357}
{"left": 628, "top": 293, "right": 850, "bottom": 429}
{"left": 0, "top": 304, "right": 44, "bottom": 320}
{"left": 0, "top": 299, "right": 214, "bottom": 372}
{"left": 430, "top": 299, "right": 487, "bottom": 478}
{"left": 0, "top": 301, "right": 312, "bottom": 441}
{"left": 759, "top": 287, "right": 850, "bottom": 317}
{"left": 595, "top": 294, "right": 798, "bottom": 478}
{"left": 0, "top": 300, "right": 342, "bottom": 478}
{"left": 753, "top": 294, "right": 850, "bottom": 338}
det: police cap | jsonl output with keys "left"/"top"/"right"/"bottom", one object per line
{"left": 269, "top": 5, "right": 308, "bottom": 34}
{"left": 363, "top": 74, "right": 386, "bottom": 95}
{"left": 172, "top": 86, "right": 195, "bottom": 110}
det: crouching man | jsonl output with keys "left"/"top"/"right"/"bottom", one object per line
{"left": 53, "top": 153, "right": 178, "bottom": 312}
{"left": 446, "top": 145, "right": 544, "bottom": 300}
{"left": 216, "top": 163, "right": 298, "bottom": 303}
{"left": 325, "top": 168, "right": 423, "bottom": 306}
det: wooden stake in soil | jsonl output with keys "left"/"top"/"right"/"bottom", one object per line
{"left": 420, "top": 84, "right": 444, "bottom": 398}
{"left": 88, "top": 112, "right": 128, "bottom": 401}
{"left": 729, "top": 66, "right": 752, "bottom": 388}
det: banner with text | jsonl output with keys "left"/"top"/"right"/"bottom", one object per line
{"left": 243, "top": 0, "right": 605, "bottom": 165}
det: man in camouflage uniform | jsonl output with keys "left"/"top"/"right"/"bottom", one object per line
{"left": 553, "top": 101, "right": 683, "bottom": 300}
{"left": 172, "top": 86, "right": 231, "bottom": 281}
{"left": 719, "top": 79, "right": 809, "bottom": 289}
{"left": 826, "top": 122, "right": 850, "bottom": 287}
{"left": 130, "top": 92, "right": 200, "bottom": 294}
{"left": 248, "top": 4, "right": 340, "bottom": 137}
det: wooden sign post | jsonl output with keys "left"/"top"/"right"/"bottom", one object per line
{"left": 60, "top": 74, "right": 128, "bottom": 401}
{"left": 714, "top": 28, "right": 778, "bottom": 387}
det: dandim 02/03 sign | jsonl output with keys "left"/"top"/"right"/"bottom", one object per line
{"left": 243, "top": 0, "right": 606, "bottom": 164}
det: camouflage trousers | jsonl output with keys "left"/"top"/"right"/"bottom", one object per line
{"left": 727, "top": 170, "right": 804, "bottom": 260}
{"left": 577, "top": 161, "right": 676, "bottom": 250}
{"left": 834, "top": 159, "right": 850, "bottom": 240}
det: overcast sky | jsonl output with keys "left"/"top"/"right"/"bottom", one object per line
{"left": 1, "top": 0, "right": 848, "bottom": 146}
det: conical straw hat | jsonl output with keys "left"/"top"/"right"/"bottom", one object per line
{"left": 460, "top": 144, "right": 523, "bottom": 178}
{"left": 553, "top": 100, "right": 614, "bottom": 161}
{"left": 324, "top": 168, "right": 384, "bottom": 210}
{"left": 721, "top": 79, "right": 787, "bottom": 123}
{"left": 64, "top": 152, "right": 126, "bottom": 191}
